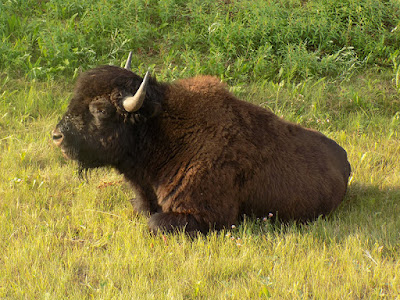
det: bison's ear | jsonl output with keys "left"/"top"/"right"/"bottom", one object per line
{"left": 127, "top": 100, "right": 162, "bottom": 124}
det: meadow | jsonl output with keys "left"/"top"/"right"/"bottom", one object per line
{"left": 1, "top": 0, "right": 400, "bottom": 298}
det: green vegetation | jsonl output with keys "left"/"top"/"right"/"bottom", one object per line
{"left": 1, "top": 0, "right": 399, "bottom": 298}
{"left": 2, "top": 0, "right": 399, "bottom": 81}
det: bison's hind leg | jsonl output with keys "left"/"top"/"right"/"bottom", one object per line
{"left": 148, "top": 212, "right": 212, "bottom": 234}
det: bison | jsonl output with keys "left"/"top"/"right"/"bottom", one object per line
{"left": 52, "top": 53, "right": 351, "bottom": 234}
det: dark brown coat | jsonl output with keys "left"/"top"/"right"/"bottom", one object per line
{"left": 53, "top": 66, "right": 351, "bottom": 233}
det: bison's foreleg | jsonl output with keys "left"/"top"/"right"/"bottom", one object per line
{"left": 148, "top": 212, "right": 213, "bottom": 234}
{"left": 129, "top": 197, "right": 152, "bottom": 215}
{"left": 129, "top": 183, "right": 160, "bottom": 215}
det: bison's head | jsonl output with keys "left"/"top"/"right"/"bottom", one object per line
{"left": 52, "top": 53, "right": 163, "bottom": 171}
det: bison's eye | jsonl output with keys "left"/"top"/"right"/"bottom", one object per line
{"left": 89, "top": 99, "right": 116, "bottom": 120}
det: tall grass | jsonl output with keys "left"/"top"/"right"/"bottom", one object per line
{"left": 1, "top": 0, "right": 400, "bottom": 298}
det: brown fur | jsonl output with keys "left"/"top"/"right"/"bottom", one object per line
{"left": 140, "top": 76, "right": 350, "bottom": 228}
{"left": 54, "top": 66, "right": 351, "bottom": 233}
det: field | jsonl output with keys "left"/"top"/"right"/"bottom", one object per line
{"left": 1, "top": 0, "right": 400, "bottom": 298}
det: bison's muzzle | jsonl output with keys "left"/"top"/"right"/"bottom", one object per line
{"left": 52, "top": 128, "right": 64, "bottom": 147}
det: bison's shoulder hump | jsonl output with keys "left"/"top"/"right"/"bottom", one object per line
{"left": 174, "top": 76, "right": 228, "bottom": 93}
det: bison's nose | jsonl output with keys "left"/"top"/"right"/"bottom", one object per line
{"left": 52, "top": 129, "right": 64, "bottom": 146}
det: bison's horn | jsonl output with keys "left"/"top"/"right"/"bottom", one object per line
{"left": 124, "top": 51, "right": 133, "bottom": 70}
{"left": 122, "top": 71, "right": 150, "bottom": 112}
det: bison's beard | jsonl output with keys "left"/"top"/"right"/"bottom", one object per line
{"left": 61, "top": 136, "right": 109, "bottom": 169}
{"left": 76, "top": 159, "right": 107, "bottom": 181}
{"left": 74, "top": 153, "right": 110, "bottom": 182}
{"left": 77, "top": 164, "right": 90, "bottom": 181}
{"left": 61, "top": 143, "right": 109, "bottom": 181}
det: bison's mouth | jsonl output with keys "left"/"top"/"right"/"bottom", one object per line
{"left": 60, "top": 146, "right": 79, "bottom": 161}
{"left": 60, "top": 148, "right": 71, "bottom": 159}
{"left": 52, "top": 130, "right": 76, "bottom": 160}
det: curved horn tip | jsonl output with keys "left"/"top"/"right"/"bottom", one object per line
{"left": 122, "top": 70, "right": 151, "bottom": 112}
{"left": 124, "top": 51, "right": 133, "bottom": 70}
{"left": 143, "top": 70, "right": 150, "bottom": 82}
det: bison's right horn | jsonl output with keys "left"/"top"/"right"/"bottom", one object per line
{"left": 122, "top": 71, "right": 150, "bottom": 112}
{"left": 124, "top": 52, "right": 133, "bottom": 70}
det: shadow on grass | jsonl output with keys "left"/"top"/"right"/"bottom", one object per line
{"left": 331, "top": 183, "right": 400, "bottom": 252}
{"left": 230, "top": 183, "right": 400, "bottom": 257}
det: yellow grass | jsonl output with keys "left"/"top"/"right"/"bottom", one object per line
{"left": 1, "top": 75, "right": 399, "bottom": 299}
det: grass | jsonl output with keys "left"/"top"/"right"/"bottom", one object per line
{"left": 1, "top": 0, "right": 399, "bottom": 81}
{"left": 1, "top": 0, "right": 400, "bottom": 299}
{"left": 1, "top": 73, "right": 399, "bottom": 299}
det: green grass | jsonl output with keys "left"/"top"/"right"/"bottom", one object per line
{"left": 1, "top": 0, "right": 399, "bottom": 81}
{"left": 1, "top": 0, "right": 400, "bottom": 299}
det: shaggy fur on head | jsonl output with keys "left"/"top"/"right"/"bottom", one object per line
{"left": 54, "top": 65, "right": 351, "bottom": 234}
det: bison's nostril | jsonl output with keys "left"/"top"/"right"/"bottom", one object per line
{"left": 52, "top": 129, "right": 64, "bottom": 146}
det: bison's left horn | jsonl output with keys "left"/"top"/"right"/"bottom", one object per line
{"left": 122, "top": 71, "right": 150, "bottom": 112}
{"left": 124, "top": 52, "right": 133, "bottom": 70}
